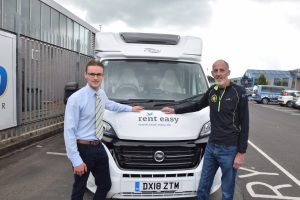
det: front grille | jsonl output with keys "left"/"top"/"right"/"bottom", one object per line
{"left": 112, "top": 141, "right": 203, "bottom": 170}
{"left": 122, "top": 173, "right": 194, "bottom": 178}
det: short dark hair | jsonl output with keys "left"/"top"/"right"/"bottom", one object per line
{"left": 85, "top": 59, "right": 104, "bottom": 73}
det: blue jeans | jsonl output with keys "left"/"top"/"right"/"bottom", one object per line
{"left": 197, "top": 143, "right": 238, "bottom": 200}
{"left": 71, "top": 143, "right": 111, "bottom": 200}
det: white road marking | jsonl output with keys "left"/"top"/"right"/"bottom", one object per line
{"left": 291, "top": 113, "right": 300, "bottom": 115}
{"left": 273, "top": 109, "right": 297, "bottom": 112}
{"left": 247, "top": 182, "right": 300, "bottom": 199}
{"left": 239, "top": 167, "right": 279, "bottom": 178}
{"left": 248, "top": 140, "right": 300, "bottom": 187}
{"left": 46, "top": 152, "right": 67, "bottom": 156}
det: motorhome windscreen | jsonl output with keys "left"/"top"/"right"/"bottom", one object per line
{"left": 102, "top": 60, "right": 208, "bottom": 101}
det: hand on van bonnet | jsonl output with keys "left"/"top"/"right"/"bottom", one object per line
{"left": 161, "top": 107, "right": 175, "bottom": 114}
{"left": 132, "top": 106, "right": 144, "bottom": 112}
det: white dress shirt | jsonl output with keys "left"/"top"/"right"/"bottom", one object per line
{"left": 64, "top": 84, "right": 132, "bottom": 167}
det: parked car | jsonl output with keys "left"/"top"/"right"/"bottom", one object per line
{"left": 245, "top": 87, "right": 253, "bottom": 100}
{"left": 253, "top": 85, "right": 286, "bottom": 104}
{"left": 277, "top": 90, "right": 300, "bottom": 107}
{"left": 246, "top": 87, "right": 253, "bottom": 97}
{"left": 291, "top": 96, "right": 300, "bottom": 109}
{"left": 295, "top": 97, "right": 300, "bottom": 109}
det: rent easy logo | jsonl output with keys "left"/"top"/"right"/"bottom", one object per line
{"left": 138, "top": 112, "right": 179, "bottom": 124}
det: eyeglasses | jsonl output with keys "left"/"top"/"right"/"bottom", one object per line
{"left": 87, "top": 73, "right": 104, "bottom": 78}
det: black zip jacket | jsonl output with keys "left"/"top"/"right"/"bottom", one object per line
{"left": 175, "top": 82, "right": 249, "bottom": 153}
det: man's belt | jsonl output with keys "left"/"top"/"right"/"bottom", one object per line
{"left": 77, "top": 139, "right": 101, "bottom": 145}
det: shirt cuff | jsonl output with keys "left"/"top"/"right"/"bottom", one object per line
{"left": 71, "top": 156, "right": 84, "bottom": 167}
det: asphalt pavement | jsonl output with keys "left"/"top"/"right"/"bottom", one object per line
{"left": 0, "top": 102, "right": 299, "bottom": 199}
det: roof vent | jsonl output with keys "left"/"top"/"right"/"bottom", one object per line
{"left": 120, "top": 32, "right": 180, "bottom": 45}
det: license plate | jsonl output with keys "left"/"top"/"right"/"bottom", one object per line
{"left": 135, "top": 181, "right": 180, "bottom": 192}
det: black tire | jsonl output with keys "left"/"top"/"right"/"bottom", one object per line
{"left": 287, "top": 101, "right": 292, "bottom": 108}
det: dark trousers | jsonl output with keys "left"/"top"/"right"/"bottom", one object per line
{"left": 71, "top": 143, "right": 111, "bottom": 200}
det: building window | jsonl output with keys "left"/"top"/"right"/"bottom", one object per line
{"left": 30, "top": 0, "right": 41, "bottom": 39}
{"left": 85, "top": 29, "right": 89, "bottom": 54}
{"left": 3, "top": 0, "right": 17, "bottom": 31}
{"left": 41, "top": 3, "right": 51, "bottom": 43}
{"left": 282, "top": 78, "right": 289, "bottom": 87}
{"left": 89, "top": 31, "right": 95, "bottom": 56}
{"left": 0, "top": 0, "right": 2, "bottom": 28}
{"left": 67, "top": 18, "right": 73, "bottom": 50}
{"left": 274, "top": 78, "right": 288, "bottom": 86}
{"left": 51, "top": 9, "right": 60, "bottom": 45}
{"left": 59, "top": 14, "right": 67, "bottom": 48}
{"left": 21, "top": 0, "right": 30, "bottom": 36}
{"left": 79, "top": 26, "right": 86, "bottom": 54}
{"left": 74, "top": 22, "right": 80, "bottom": 51}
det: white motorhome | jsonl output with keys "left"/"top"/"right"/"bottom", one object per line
{"left": 87, "top": 32, "right": 221, "bottom": 199}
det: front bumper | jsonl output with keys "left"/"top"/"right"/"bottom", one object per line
{"left": 87, "top": 143, "right": 222, "bottom": 199}
{"left": 277, "top": 100, "right": 285, "bottom": 104}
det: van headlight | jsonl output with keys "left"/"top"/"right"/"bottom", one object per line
{"left": 103, "top": 121, "right": 118, "bottom": 138}
{"left": 200, "top": 121, "right": 211, "bottom": 138}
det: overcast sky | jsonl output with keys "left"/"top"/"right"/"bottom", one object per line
{"left": 54, "top": 0, "right": 300, "bottom": 78}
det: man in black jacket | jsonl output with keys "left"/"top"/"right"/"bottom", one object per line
{"left": 162, "top": 59, "right": 249, "bottom": 200}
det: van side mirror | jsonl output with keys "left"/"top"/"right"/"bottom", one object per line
{"left": 64, "top": 82, "right": 79, "bottom": 104}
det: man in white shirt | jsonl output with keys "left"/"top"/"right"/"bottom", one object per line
{"left": 64, "top": 60, "right": 143, "bottom": 200}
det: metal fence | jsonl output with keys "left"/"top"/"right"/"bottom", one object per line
{"left": 0, "top": 34, "right": 91, "bottom": 145}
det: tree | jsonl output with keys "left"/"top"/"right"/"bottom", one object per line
{"left": 257, "top": 74, "right": 268, "bottom": 85}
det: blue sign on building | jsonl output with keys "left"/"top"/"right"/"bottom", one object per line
{"left": 0, "top": 66, "right": 8, "bottom": 97}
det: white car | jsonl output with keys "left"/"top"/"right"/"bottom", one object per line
{"left": 295, "top": 97, "right": 300, "bottom": 109}
{"left": 277, "top": 90, "right": 300, "bottom": 107}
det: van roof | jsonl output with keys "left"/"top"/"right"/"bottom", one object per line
{"left": 95, "top": 32, "right": 202, "bottom": 62}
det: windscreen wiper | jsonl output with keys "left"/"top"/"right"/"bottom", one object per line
{"left": 115, "top": 99, "right": 175, "bottom": 104}
{"left": 153, "top": 93, "right": 204, "bottom": 107}
{"left": 177, "top": 93, "right": 204, "bottom": 103}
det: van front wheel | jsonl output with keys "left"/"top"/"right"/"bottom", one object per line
{"left": 262, "top": 98, "right": 269, "bottom": 104}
